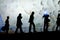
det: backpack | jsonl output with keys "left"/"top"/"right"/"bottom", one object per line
{"left": 1, "top": 26, "right": 6, "bottom": 31}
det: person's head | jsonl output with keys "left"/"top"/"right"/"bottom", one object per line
{"left": 58, "top": 14, "right": 60, "bottom": 18}
{"left": 31, "top": 11, "right": 34, "bottom": 15}
{"left": 7, "top": 16, "right": 9, "bottom": 19}
{"left": 19, "top": 13, "right": 21, "bottom": 16}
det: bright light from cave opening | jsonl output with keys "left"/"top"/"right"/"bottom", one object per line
{"left": 0, "top": 0, "right": 59, "bottom": 32}
{"left": 2, "top": 0, "right": 36, "bottom": 27}
{"left": 44, "top": 9, "right": 49, "bottom": 15}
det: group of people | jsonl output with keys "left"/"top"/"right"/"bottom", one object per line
{"left": 1, "top": 11, "right": 60, "bottom": 33}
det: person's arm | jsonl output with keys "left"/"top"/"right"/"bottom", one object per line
{"left": 21, "top": 16, "right": 22, "bottom": 19}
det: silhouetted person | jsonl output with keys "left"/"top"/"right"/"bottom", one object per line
{"left": 15, "top": 13, "right": 23, "bottom": 33}
{"left": 43, "top": 14, "right": 50, "bottom": 32}
{"left": 56, "top": 14, "right": 60, "bottom": 31}
{"left": 29, "top": 11, "right": 36, "bottom": 33}
{"left": 5, "top": 16, "right": 9, "bottom": 33}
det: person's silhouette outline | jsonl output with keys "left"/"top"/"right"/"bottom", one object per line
{"left": 5, "top": 16, "right": 10, "bottom": 34}
{"left": 43, "top": 14, "right": 50, "bottom": 32}
{"left": 29, "top": 11, "right": 36, "bottom": 33}
{"left": 15, "top": 13, "right": 23, "bottom": 33}
{"left": 56, "top": 14, "right": 60, "bottom": 31}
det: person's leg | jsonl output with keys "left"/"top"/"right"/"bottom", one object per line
{"left": 6, "top": 29, "right": 8, "bottom": 34}
{"left": 20, "top": 25, "right": 23, "bottom": 33}
{"left": 46, "top": 24, "right": 48, "bottom": 32}
{"left": 33, "top": 23, "right": 36, "bottom": 32}
{"left": 5, "top": 27, "right": 9, "bottom": 34}
{"left": 29, "top": 23, "right": 32, "bottom": 32}
{"left": 44, "top": 23, "right": 46, "bottom": 32}
{"left": 56, "top": 25, "right": 58, "bottom": 31}
{"left": 15, "top": 27, "right": 18, "bottom": 33}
